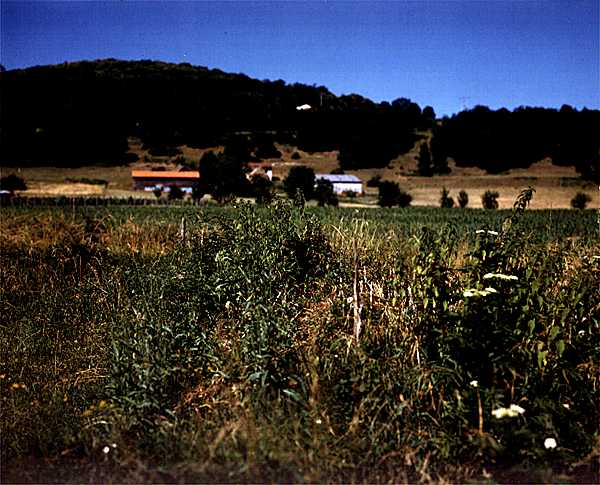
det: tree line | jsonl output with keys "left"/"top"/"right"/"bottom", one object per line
{"left": 0, "top": 60, "right": 597, "bottom": 181}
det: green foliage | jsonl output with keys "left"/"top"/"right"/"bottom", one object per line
{"left": 430, "top": 105, "right": 600, "bottom": 178}
{"left": 2, "top": 200, "right": 598, "bottom": 481}
{"left": 153, "top": 187, "right": 162, "bottom": 198}
{"left": 198, "top": 147, "right": 250, "bottom": 202}
{"left": 251, "top": 175, "right": 275, "bottom": 205}
{"left": 482, "top": 190, "right": 500, "bottom": 209}
{"left": 571, "top": 192, "right": 592, "bottom": 210}
{"left": 417, "top": 143, "right": 433, "bottom": 176}
{"left": 366, "top": 175, "right": 381, "bottom": 188}
{"left": 167, "top": 185, "right": 184, "bottom": 200}
{"left": 314, "top": 179, "right": 338, "bottom": 207}
{"left": 458, "top": 189, "right": 469, "bottom": 208}
{"left": 283, "top": 165, "right": 315, "bottom": 200}
{"left": 440, "top": 187, "right": 455, "bottom": 208}
{"left": 377, "top": 181, "right": 412, "bottom": 207}
{"left": 0, "top": 174, "right": 27, "bottom": 192}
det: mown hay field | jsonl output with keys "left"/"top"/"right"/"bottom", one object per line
{"left": 1, "top": 200, "right": 599, "bottom": 483}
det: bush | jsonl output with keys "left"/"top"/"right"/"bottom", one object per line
{"left": 458, "top": 189, "right": 469, "bottom": 208}
{"left": 251, "top": 176, "right": 275, "bottom": 205}
{"left": 147, "top": 145, "right": 182, "bottom": 157}
{"left": 168, "top": 185, "right": 184, "bottom": 200}
{"left": 482, "top": 190, "right": 499, "bottom": 209}
{"left": 440, "top": 187, "right": 455, "bottom": 208}
{"left": 366, "top": 175, "right": 381, "bottom": 188}
{"left": 377, "top": 181, "right": 412, "bottom": 207}
{"left": 571, "top": 192, "right": 591, "bottom": 209}
{"left": 314, "top": 179, "right": 338, "bottom": 207}
{"left": 283, "top": 166, "right": 315, "bottom": 200}
{"left": 153, "top": 187, "right": 163, "bottom": 199}
{"left": 0, "top": 174, "right": 27, "bottom": 192}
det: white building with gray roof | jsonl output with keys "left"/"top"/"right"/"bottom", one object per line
{"left": 315, "top": 174, "right": 363, "bottom": 195}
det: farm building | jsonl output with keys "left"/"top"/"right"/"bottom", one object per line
{"left": 315, "top": 174, "right": 363, "bottom": 195}
{"left": 247, "top": 162, "right": 273, "bottom": 181}
{"left": 131, "top": 170, "right": 200, "bottom": 193}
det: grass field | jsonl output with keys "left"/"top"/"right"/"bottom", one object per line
{"left": 1, "top": 199, "right": 599, "bottom": 482}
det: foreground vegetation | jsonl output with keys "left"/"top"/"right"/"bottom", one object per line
{"left": 1, "top": 196, "right": 599, "bottom": 482}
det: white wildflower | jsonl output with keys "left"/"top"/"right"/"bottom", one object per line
{"left": 492, "top": 408, "right": 509, "bottom": 419}
{"left": 578, "top": 330, "right": 585, "bottom": 336}
{"left": 315, "top": 418, "right": 322, "bottom": 425}
{"left": 483, "top": 273, "right": 518, "bottom": 281}
{"left": 475, "top": 229, "right": 485, "bottom": 234}
{"left": 484, "top": 287, "right": 498, "bottom": 294}
{"left": 509, "top": 404, "right": 525, "bottom": 415}
{"left": 487, "top": 230, "right": 499, "bottom": 236}
{"left": 562, "top": 403, "right": 570, "bottom": 409}
{"left": 475, "top": 229, "right": 499, "bottom": 236}
{"left": 102, "top": 445, "right": 110, "bottom": 454}
{"left": 470, "top": 380, "right": 478, "bottom": 388}
{"left": 492, "top": 404, "right": 525, "bottom": 419}
{"left": 544, "top": 437, "right": 557, "bottom": 449}
{"left": 111, "top": 443, "right": 117, "bottom": 448}
{"left": 463, "top": 288, "right": 495, "bottom": 297}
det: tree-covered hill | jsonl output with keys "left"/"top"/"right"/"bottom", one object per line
{"left": 431, "top": 105, "right": 599, "bottom": 181}
{"left": 1, "top": 59, "right": 598, "bottom": 181}
{"left": 0, "top": 59, "right": 429, "bottom": 168}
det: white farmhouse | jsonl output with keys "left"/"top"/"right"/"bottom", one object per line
{"left": 315, "top": 174, "right": 363, "bottom": 195}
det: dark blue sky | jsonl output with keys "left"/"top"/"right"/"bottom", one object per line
{"left": 2, "top": 1, "right": 598, "bottom": 115}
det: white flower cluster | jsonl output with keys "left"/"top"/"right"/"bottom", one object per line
{"left": 544, "top": 437, "right": 557, "bottom": 449}
{"left": 463, "top": 287, "right": 498, "bottom": 298}
{"left": 491, "top": 404, "right": 525, "bottom": 419}
{"left": 483, "top": 273, "right": 518, "bottom": 281}
{"left": 102, "top": 443, "right": 117, "bottom": 454}
{"left": 476, "top": 229, "right": 499, "bottom": 236}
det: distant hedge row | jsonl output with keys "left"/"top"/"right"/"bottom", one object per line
{"left": 0, "top": 196, "right": 205, "bottom": 207}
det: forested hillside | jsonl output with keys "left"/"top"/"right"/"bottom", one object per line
{"left": 1, "top": 59, "right": 598, "bottom": 180}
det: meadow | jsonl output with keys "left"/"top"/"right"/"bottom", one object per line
{"left": 1, "top": 196, "right": 599, "bottom": 482}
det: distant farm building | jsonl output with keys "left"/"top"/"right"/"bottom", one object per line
{"left": 315, "top": 174, "right": 363, "bottom": 195}
{"left": 247, "top": 162, "right": 273, "bottom": 181}
{"left": 131, "top": 170, "right": 200, "bottom": 193}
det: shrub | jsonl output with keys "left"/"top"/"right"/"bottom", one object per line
{"left": 0, "top": 174, "right": 27, "bottom": 192}
{"left": 482, "top": 190, "right": 499, "bottom": 209}
{"left": 148, "top": 145, "right": 182, "bottom": 157}
{"left": 377, "top": 181, "right": 412, "bottom": 207}
{"left": 168, "top": 185, "right": 184, "bottom": 200}
{"left": 153, "top": 187, "right": 162, "bottom": 199}
{"left": 314, "top": 179, "right": 338, "bottom": 207}
{"left": 440, "top": 187, "right": 455, "bottom": 208}
{"left": 366, "top": 175, "right": 381, "bottom": 188}
{"left": 571, "top": 192, "right": 591, "bottom": 209}
{"left": 283, "top": 166, "right": 315, "bottom": 200}
{"left": 251, "top": 176, "right": 275, "bottom": 205}
{"left": 458, "top": 189, "right": 469, "bottom": 208}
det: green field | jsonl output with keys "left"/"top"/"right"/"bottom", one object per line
{"left": 1, "top": 200, "right": 599, "bottom": 482}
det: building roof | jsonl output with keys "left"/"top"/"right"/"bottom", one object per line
{"left": 315, "top": 174, "right": 362, "bottom": 183}
{"left": 131, "top": 170, "right": 200, "bottom": 179}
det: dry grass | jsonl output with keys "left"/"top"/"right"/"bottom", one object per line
{"left": 4, "top": 138, "right": 598, "bottom": 208}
